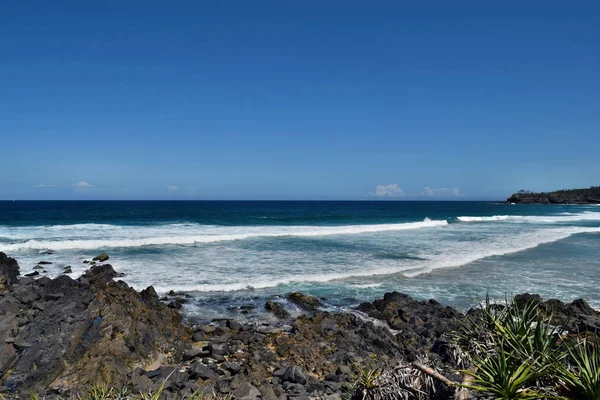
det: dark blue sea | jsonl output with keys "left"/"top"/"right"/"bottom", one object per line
{"left": 1, "top": 201, "right": 599, "bottom": 320}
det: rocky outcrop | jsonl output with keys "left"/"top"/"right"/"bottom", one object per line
{"left": 357, "top": 291, "right": 464, "bottom": 360}
{"left": 0, "top": 253, "right": 192, "bottom": 395}
{"left": 2, "top": 252, "right": 600, "bottom": 399}
{"left": 265, "top": 300, "right": 290, "bottom": 318}
{"left": 287, "top": 292, "right": 323, "bottom": 311}
{"left": 93, "top": 253, "right": 110, "bottom": 262}
{"left": 0, "top": 253, "right": 19, "bottom": 295}
{"left": 507, "top": 186, "right": 600, "bottom": 204}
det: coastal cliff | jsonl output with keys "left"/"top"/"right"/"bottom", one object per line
{"left": 507, "top": 186, "right": 600, "bottom": 204}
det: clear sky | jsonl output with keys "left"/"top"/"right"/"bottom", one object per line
{"left": 1, "top": 1, "right": 598, "bottom": 200}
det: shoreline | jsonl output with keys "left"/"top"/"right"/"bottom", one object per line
{"left": 2, "top": 252, "right": 600, "bottom": 399}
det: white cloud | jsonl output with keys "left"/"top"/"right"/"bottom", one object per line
{"left": 422, "top": 186, "right": 434, "bottom": 196}
{"left": 167, "top": 185, "right": 178, "bottom": 193}
{"left": 72, "top": 181, "right": 92, "bottom": 188}
{"left": 421, "top": 187, "right": 464, "bottom": 197}
{"left": 375, "top": 184, "right": 405, "bottom": 197}
{"left": 37, "top": 184, "right": 57, "bottom": 188}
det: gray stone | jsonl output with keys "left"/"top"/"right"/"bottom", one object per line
{"left": 233, "top": 382, "right": 261, "bottom": 400}
{"left": 283, "top": 366, "right": 307, "bottom": 385}
{"left": 209, "top": 342, "right": 229, "bottom": 356}
{"left": 12, "top": 285, "right": 40, "bottom": 304}
{"left": 192, "top": 364, "right": 215, "bottom": 380}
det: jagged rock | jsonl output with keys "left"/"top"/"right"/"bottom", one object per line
{"left": 0, "top": 253, "right": 20, "bottom": 295}
{"left": 265, "top": 300, "right": 290, "bottom": 318}
{"left": 0, "top": 252, "right": 192, "bottom": 395}
{"left": 82, "top": 264, "right": 117, "bottom": 285}
{"left": 12, "top": 285, "right": 41, "bottom": 304}
{"left": 140, "top": 286, "right": 160, "bottom": 307}
{"left": 92, "top": 253, "right": 109, "bottom": 262}
{"left": 223, "top": 362, "right": 241, "bottom": 374}
{"left": 192, "top": 364, "right": 215, "bottom": 380}
{"left": 282, "top": 366, "right": 307, "bottom": 385}
{"left": 233, "top": 382, "right": 261, "bottom": 400}
{"left": 287, "top": 292, "right": 323, "bottom": 311}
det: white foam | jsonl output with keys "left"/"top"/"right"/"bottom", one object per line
{"left": 0, "top": 219, "right": 448, "bottom": 251}
{"left": 457, "top": 212, "right": 600, "bottom": 224}
{"left": 129, "top": 226, "right": 600, "bottom": 293}
{"left": 402, "top": 226, "right": 600, "bottom": 277}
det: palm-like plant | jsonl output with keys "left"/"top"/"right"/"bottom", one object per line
{"left": 461, "top": 338, "right": 549, "bottom": 400}
{"left": 554, "top": 335, "right": 600, "bottom": 400}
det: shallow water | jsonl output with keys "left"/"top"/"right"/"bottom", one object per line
{"left": 1, "top": 201, "right": 599, "bottom": 320}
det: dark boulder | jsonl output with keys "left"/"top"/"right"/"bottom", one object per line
{"left": 287, "top": 292, "right": 322, "bottom": 311}
{"left": 265, "top": 300, "right": 290, "bottom": 318}
{"left": 233, "top": 382, "right": 261, "bottom": 400}
{"left": 0, "top": 253, "right": 20, "bottom": 294}
{"left": 92, "top": 253, "right": 109, "bottom": 262}
{"left": 82, "top": 264, "right": 117, "bottom": 286}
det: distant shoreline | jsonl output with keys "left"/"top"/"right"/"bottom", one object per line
{"left": 507, "top": 186, "right": 600, "bottom": 204}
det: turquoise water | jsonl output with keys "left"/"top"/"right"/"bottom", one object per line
{"left": 1, "top": 201, "right": 599, "bottom": 320}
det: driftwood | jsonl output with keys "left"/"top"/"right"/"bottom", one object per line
{"left": 410, "top": 362, "right": 456, "bottom": 387}
{"left": 410, "top": 361, "right": 474, "bottom": 400}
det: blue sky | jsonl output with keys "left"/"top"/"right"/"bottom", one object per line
{"left": 1, "top": 1, "right": 598, "bottom": 200}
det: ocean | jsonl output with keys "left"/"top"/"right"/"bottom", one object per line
{"left": 1, "top": 201, "right": 599, "bottom": 320}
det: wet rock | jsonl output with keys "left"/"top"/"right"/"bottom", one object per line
{"left": 63, "top": 266, "right": 72, "bottom": 274}
{"left": 24, "top": 271, "right": 39, "bottom": 277}
{"left": 287, "top": 292, "right": 323, "bottom": 311}
{"left": 38, "top": 261, "right": 52, "bottom": 265}
{"left": 33, "top": 265, "right": 44, "bottom": 270}
{"left": 227, "top": 319, "right": 243, "bottom": 331}
{"left": 265, "top": 300, "right": 290, "bottom": 318}
{"left": 92, "top": 253, "right": 109, "bottom": 262}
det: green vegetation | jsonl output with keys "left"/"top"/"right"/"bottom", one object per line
{"left": 453, "top": 295, "right": 600, "bottom": 400}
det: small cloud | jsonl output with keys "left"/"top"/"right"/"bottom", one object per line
{"left": 422, "top": 186, "right": 434, "bottom": 196}
{"left": 37, "top": 184, "right": 57, "bottom": 188}
{"left": 167, "top": 185, "right": 178, "bottom": 193}
{"left": 421, "top": 187, "right": 464, "bottom": 197}
{"left": 72, "top": 181, "right": 92, "bottom": 188}
{"left": 375, "top": 184, "right": 405, "bottom": 197}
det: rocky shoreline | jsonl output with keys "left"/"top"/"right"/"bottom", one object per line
{"left": 2, "top": 252, "right": 600, "bottom": 399}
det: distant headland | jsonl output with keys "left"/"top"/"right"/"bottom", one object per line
{"left": 507, "top": 186, "right": 600, "bottom": 204}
